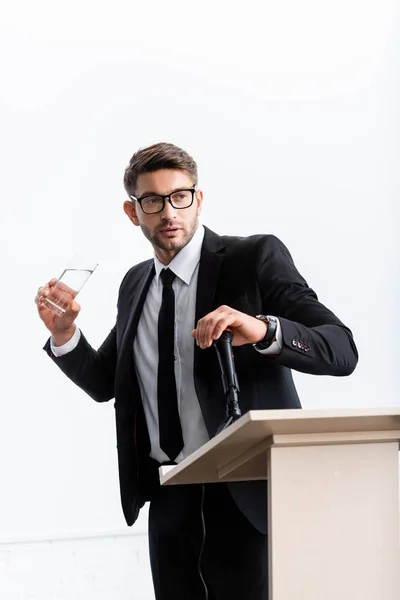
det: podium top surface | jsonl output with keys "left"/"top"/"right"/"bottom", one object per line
{"left": 230, "top": 406, "right": 400, "bottom": 433}
{"left": 159, "top": 407, "right": 400, "bottom": 486}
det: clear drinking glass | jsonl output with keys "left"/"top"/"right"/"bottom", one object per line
{"left": 42, "top": 253, "right": 98, "bottom": 317}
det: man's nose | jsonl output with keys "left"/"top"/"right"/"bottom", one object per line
{"left": 161, "top": 198, "right": 177, "bottom": 219}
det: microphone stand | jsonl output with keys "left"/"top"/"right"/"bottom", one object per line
{"left": 214, "top": 330, "right": 242, "bottom": 434}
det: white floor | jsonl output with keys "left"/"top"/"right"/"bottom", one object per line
{"left": 0, "top": 532, "right": 154, "bottom": 600}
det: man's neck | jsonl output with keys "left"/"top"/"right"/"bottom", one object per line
{"left": 155, "top": 248, "right": 179, "bottom": 266}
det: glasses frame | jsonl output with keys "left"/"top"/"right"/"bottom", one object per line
{"left": 130, "top": 188, "right": 197, "bottom": 215}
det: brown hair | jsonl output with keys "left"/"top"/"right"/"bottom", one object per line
{"left": 123, "top": 142, "right": 198, "bottom": 197}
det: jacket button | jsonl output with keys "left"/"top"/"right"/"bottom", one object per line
{"left": 292, "top": 340, "right": 298, "bottom": 347}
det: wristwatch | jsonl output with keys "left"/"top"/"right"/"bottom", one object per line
{"left": 253, "top": 315, "right": 278, "bottom": 350}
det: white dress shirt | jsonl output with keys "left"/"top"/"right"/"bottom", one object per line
{"left": 51, "top": 225, "right": 282, "bottom": 463}
{"left": 133, "top": 225, "right": 209, "bottom": 463}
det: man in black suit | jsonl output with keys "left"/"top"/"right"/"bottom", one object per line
{"left": 36, "top": 142, "right": 358, "bottom": 600}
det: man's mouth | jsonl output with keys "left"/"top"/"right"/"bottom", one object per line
{"left": 159, "top": 227, "right": 181, "bottom": 234}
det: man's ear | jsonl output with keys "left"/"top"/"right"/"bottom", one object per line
{"left": 123, "top": 200, "right": 140, "bottom": 226}
{"left": 196, "top": 190, "right": 204, "bottom": 215}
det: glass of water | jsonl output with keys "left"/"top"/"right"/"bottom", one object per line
{"left": 42, "top": 253, "right": 98, "bottom": 317}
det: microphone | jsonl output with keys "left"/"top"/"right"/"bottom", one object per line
{"left": 214, "top": 328, "right": 241, "bottom": 431}
{"left": 214, "top": 328, "right": 239, "bottom": 396}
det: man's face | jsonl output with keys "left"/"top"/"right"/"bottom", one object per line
{"left": 124, "top": 169, "right": 203, "bottom": 264}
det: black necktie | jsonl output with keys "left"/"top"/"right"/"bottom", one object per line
{"left": 157, "top": 268, "right": 184, "bottom": 461}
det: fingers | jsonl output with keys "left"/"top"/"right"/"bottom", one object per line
{"left": 35, "top": 279, "right": 57, "bottom": 307}
{"left": 68, "top": 300, "right": 81, "bottom": 316}
{"left": 35, "top": 285, "right": 49, "bottom": 309}
{"left": 193, "top": 306, "right": 237, "bottom": 349}
{"left": 35, "top": 279, "right": 80, "bottom": 322}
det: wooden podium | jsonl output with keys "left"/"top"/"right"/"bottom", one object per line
{"left": 159, "top": 408, "right": 400, "bottom": 600}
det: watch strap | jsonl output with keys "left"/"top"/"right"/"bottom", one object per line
{"left": 254, "top": 315, "right": 278, "bottom": 350}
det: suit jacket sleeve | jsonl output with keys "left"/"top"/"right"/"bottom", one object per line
{"left": 43, "top": 326, "right": 117, "bottom": 403}
{"left": 256, "top": 235, "right": 358, "bottom": 376}
{"left": 41, "top": 264, "right": 143, "bottom": 402}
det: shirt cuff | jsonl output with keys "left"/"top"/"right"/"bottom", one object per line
{"left": 254, "top": 318, "right": 282, "bottom": 355}
{"left": 50, "top": 328, "right": 81, "bottom": 357}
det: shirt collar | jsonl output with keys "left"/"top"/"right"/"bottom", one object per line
{"left": 154, "top": 224, "right": 205, "bottom": 285}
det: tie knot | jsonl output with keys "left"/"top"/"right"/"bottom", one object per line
{"left": 160, "top": 268, "right": 176, "bottom": 285}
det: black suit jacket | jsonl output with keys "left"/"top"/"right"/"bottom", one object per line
{"left": 44, "top": 227, "right": 358, "bottom": 533}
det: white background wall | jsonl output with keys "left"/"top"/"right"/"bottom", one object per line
{"left": 0, "top": 0, "right": 399, "bottom": 598}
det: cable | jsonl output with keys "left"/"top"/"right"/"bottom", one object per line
{"left": 197, "top": 484, "right": 209, "bottom": 600}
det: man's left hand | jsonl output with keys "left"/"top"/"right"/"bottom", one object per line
{"left": 192, "top": 306, "right": 267, "bottom": 349}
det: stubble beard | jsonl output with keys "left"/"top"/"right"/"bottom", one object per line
{"left": 140, "top": 214, "right": 199, "bottom": 254}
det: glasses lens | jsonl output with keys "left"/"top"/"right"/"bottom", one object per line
{"left": 170, "top": 190, "right": 193, "bottom": 208}
{"left": 141, "top": 196, "right": 164, "bottom": 213}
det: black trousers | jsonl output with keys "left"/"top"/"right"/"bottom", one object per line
{"left": 148, "top": 482, "right": 268, "bottom": 600}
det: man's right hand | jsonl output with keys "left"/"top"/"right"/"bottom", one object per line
{"left": 35, "top": 278, "right": 81, "bottom": 346}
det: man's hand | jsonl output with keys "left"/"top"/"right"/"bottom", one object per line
{"left": 35, "top": 278, "right": 80, "bottom": 346}
{"left": 192, "top": 305, "right": 267, "bottom": 349}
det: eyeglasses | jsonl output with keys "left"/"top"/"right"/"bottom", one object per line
{"left": 130, "top": 188, "right": 196, "bottom": 215}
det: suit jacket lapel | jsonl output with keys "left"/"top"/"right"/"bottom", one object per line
{"left": 194, "top": 227, "right": 225, "bottom": 377}
{"left": 195, "top": 227, "right": 225, "bottom": 324}
{"left": 117, "top": 261, "right": 155, "bottom": 380}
